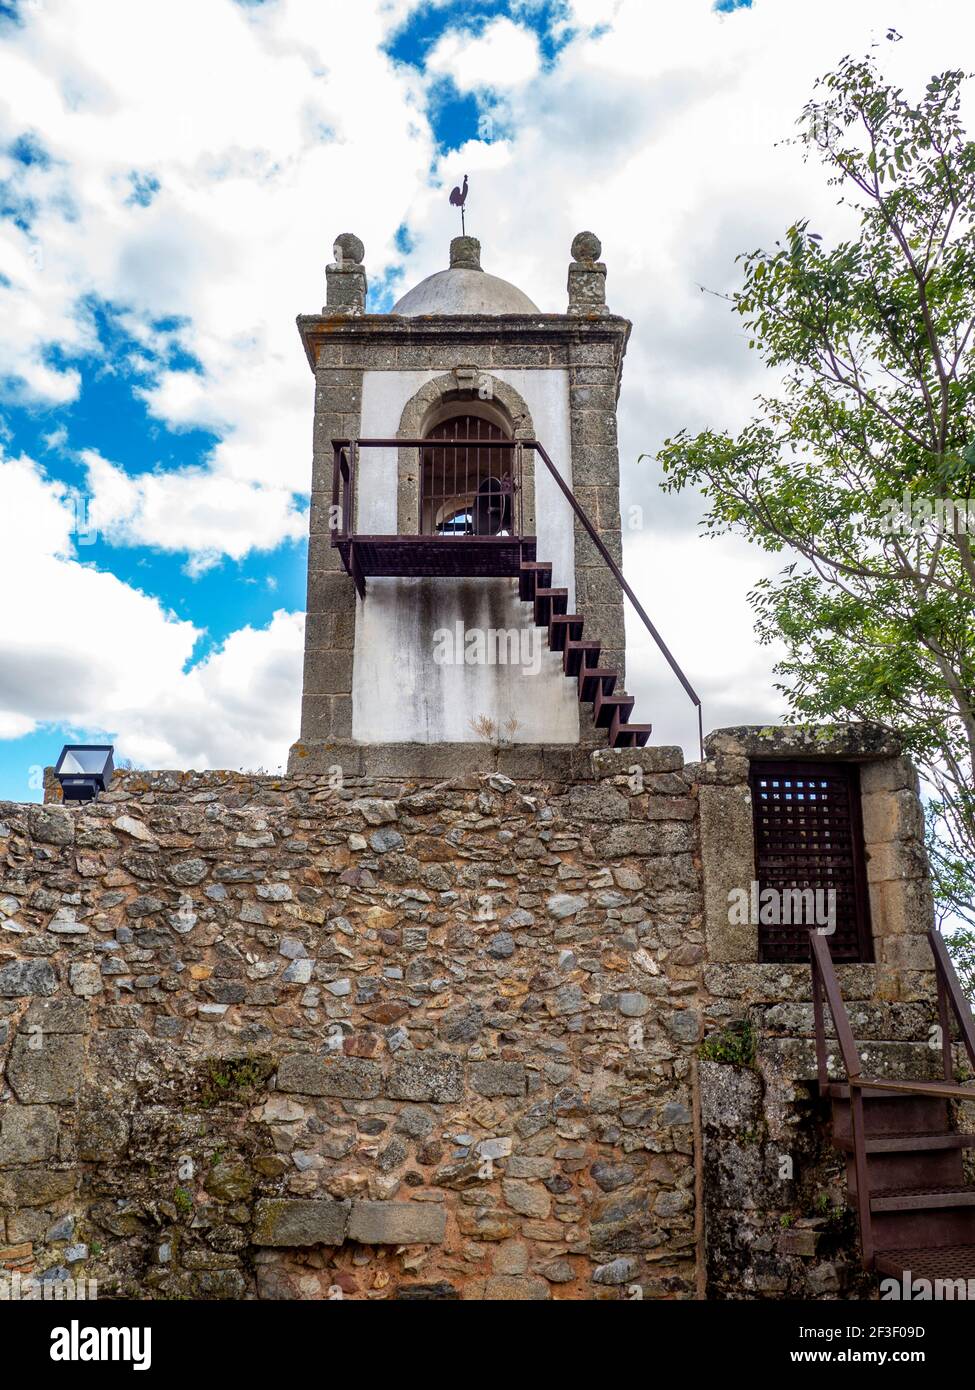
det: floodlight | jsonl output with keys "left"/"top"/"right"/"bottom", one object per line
{"left": 54, "top": 745, "right": 115, "bottom": 803}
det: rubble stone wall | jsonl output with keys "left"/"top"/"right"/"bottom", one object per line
{"left": 0, "top": 729, "right": 941, "bottom": 1300}
{"left": 0, "top": 749, "right": 703, "bottom": 1301}
{"left": 696, "top": 727, "right": 941, "bottom": 1299}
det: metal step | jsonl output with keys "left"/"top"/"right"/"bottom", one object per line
{"left": 831, "top": 1093, "right": 950, "bottom": 1142}
{"left": 549, "top": 614, "right": 584, "bottom": 652}
{"left": 594, "top": 686, "right": 634, "bottom": 729}
{"left": 827, "top": 1079, "right": 975, "bottom": 1102}
{"left": 534, "top": 586, "right": 567, "bottom": 626}
{"left": 610, "top": 720, "right": 652, "bottom": 748}
{"left": 518, "top": 560, "right": 552, "bottom": 602}
{"left": 609, "top": 705, "right": 649, "bottom": 746}
{"left": 847, "top": 1144, "right": 967, "bottom": 1198}
{"left": 871, "top": 1185, "right": 975, "bottom": 1213}
{"left": 564, "top": 640, "right": 600, "bottom": 676}
{"left": 837, "top": 1132, "right": 975, "bottom": 1154}
{"left": 875, "top": 1244, "right": 975, "bottom": 1281}
{"left": 578, "top": 665, "right": 617, "bottom": 702}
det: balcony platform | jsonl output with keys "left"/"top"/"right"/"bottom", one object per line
{"left": 335, "top": 535, "right": 536, "bottom": 594}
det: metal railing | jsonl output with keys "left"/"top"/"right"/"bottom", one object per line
{"left": 809, "top": 927, "right": 875, "bottom": 1266}
{"left": 809, "top": 926, "right": 975, "bottom": 1269}
{"left": 420, "top": 419, "right": 523, "bottom": 537}
{"left": 531, "top": 438, "right": 704, "bottom": 762}
{"left": 331, "top": 437, "right": 525, "bottom": 541}
{"left": 929, "top": 928, "right": 975, "bottom": 1079}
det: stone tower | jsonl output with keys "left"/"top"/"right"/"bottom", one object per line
{"left": 289, "top": 229, "right": 636, "bottom": 772}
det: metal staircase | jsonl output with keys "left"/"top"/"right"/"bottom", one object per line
{"left": 330, "top": 434, "right": 704, "bottom": 757}
{"left": 518, "top": 556, "right": 652, "bottom": 748}
{"left": 810, "top": 928, "right": 975, "bottom": 1283}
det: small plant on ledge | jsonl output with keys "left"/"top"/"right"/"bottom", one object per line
{"left": 699, "top": 1017, "right": 756, "bottom": 1067}
{"left": 469, "top": 714, "right": 521, "bottom": 746}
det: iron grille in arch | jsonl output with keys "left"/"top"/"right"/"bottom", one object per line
{"left": 749, "top": 761, "right": 872, "bottom": 963}
{"left": 420, "top": 415, "right": 518, "bottom": 538}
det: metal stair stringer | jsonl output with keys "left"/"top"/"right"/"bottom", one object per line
{"left": 519, "top": 557, "right": 651, "bottom": 749}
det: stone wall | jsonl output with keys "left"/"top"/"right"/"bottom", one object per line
{"left": 0, "top": 750, "right": 703, "bottom": 1301}
{"left": 699, "top": 971, "right": 942, "bottom": 1299}
{"left": 696, "top": 726, "right": 942, "bottom": 1298}
{"left": 0, "top": 729, "right": 944, "bottom": 1300}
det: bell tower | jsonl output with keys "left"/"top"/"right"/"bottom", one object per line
{"left": 288, "top": 229, "right": 642, "bottom": 770}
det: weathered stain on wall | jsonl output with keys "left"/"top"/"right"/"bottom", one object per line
{"left": 352, "top": 577, "right": 581, "bottom": 745}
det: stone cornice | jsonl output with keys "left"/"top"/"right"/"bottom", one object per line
{"left": 296, "top": 311, "right": 631, "bottom": 373}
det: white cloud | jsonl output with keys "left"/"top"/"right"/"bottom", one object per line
{"left": 0, "top": 711, "right": 36, "bottom": 739}
{"left": 115, "top": 607, "right": 305, "bottom": 773}
{"left": 426, "top": 16, "right": 541, "bottom": 90}
{"left": 0, "top": 449, "right": 302, "bottom": 770}
{"left": 3, "top": 0, "right": 973, "bottom": 764}
{"left": 0, "top": 448, "right": 76, "bottom": 559}
{"left": 0, "top": 0, "right": 434, "bottom": 522}
{"left": 82, "top": 449, "right": 307, "bottom": 572}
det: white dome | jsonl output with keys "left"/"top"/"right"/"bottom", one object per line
{"left": 392, "top": 266, "right": 540, "bottom": 317}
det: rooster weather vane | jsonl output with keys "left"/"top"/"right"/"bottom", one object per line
{"left": 449, "top": 174, "right": 469, "bottom": 235}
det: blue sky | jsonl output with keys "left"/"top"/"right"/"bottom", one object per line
{"left": 386, "top": 0, "right": 583, "bottom": 149}
{"left": 0, "top": 0, "right": 962, "bottom": 801}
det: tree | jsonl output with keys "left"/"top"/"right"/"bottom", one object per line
{"left": 656, "top": 50, "right": 975, "bottom": 934}
{"left": 944, "top": 926, "right": 975, "bottom": 1001}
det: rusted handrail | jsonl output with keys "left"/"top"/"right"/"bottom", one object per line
{"left": 809, "top": 930, "right": 863, "bottom": 1082}
{"left": 928, "top": 928, "right": 975, "bottom": 1077}
{"left": 808, "top": 929, "right": 873, "bottom": 1267}
{"left": 530, "top": 439, "right": 704, "bottom": 760}
{"left": 331, "top": 445, "right": 354, "bottom": 538}
{"left": 808, "top": 927, "right": 975, "bottom": 1272}
{"left": 330, "top": 436, "right": 705, "bottom": 758}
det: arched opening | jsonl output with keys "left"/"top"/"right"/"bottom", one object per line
{"left": 395, "top": 372, "right": 536, "bottom": 540}
{"left": 419, "top": 412, "right": 517, "bottom": 537}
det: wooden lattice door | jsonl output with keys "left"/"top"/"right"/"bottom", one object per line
{"left": 749, "top": 760, "right": 873, "bottom": 963}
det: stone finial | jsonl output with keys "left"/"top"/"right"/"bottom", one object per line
{"left": 449, "top": 236, "right": 482, "bottom": 271}
{"left": 571, "top": 231, "right": 602, "bottom": 263}
{"left": 567, "top": 230, "right": 608, "bottom": 316}
{"left": 334, "top": 232, "right": 364, "bottom": 265}
{"left": 326, "top": 232, "right": 367, "bottom": 314}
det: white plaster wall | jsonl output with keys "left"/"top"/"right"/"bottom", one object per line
{"left": 352, "top": 367, "right": 579, "bottom": 744}
{"left": 498, "top": 368, "right": 575, "bottom": 608}
{"left": 352, "top": 577, "right": 580, "bottom": 744}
